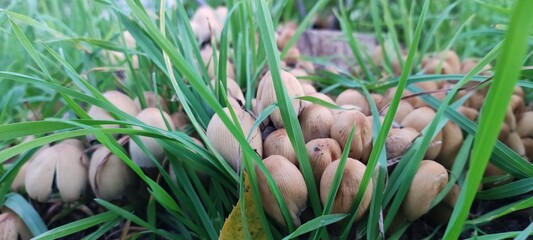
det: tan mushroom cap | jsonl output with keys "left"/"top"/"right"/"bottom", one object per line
{"left": 89, "top": 145, "right": 135, "bottom": 200}
{"left": 264, "top": 129, "right": 297, "bottom": 166}
{"left": 437, "top": 122, "right": 463, "bottom": 169}
{"left": 257, "top": 155, "right": 308, "bottom": 227}
{"left": 256, "top": 70, "right": 304, "bottom": 129}
{"left": 401, "top": 107, "right": 442, "bottom": 159}
{"left": 381, "top": 100, "right": 414, "bottom": 123}
{"left": 200, "top": 46, "right": 236, "bottom": 80}
{"left": 206, "top": 107, "right": 262, "bottom": 171}
{"left": 305, "top": 138, "right": 342, "bottom": 184}
{"left": 210, "top": 78, "right": 245, "bottom": 104}
{"left": 516, "top": 111, "right": 533, "bottom": 138}
{"left": 299, "top": 105, "right": 334, "bottom": 142}
{"left": 129, "top": 108, "right": 175, "bottom": 168}
{"left": 87, "top": 90, "right": 140, "bottom": 128}
{"left": 385, "top": 127, "right": 420, "bottom": 160}
{"left": 330, "top": 110, "right": 373, "bottom": 163}
{"left": 134, "top": 91, "right": 169, "bottom": 112}
{"left": 0, "top": 210, "right": 32, "bottom": 240}
{"left": 320, "top": 158, "right": 372, "bottom": 220}
{"left": 401, "top": 160, "right": 448, "bottom": 221}
{"left": 335, "top": 89, "right": 370, "bottom": 116}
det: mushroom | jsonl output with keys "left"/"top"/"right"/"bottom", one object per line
{"left": 330, "top": 110, "right": 373, "bottom": 163}
{"left": 289, "top": 68, "right": 313, "bottom": 85}
{"left": 263, "top": 129, "right": 297, "bottom": 165}
{"left": 190, "top": 6, "right": 222, "bottom": 43}
{"left": 305, "top": 138, "right": 342, "bottom": 184}
{"left": 301, "top": 83, "right": 317, "bottom": 95}
{"left": 0, "top": 209, "right": 32, "bottom": 240}
{"left": 200, "top": 46, "right": 236, "bottom": 80}
{"left": 211, "top": 78, "right": 245, "bottom": 104}
{"left": 401, "top": 107, "right": 442, "bottom": 160}
{"left": 428, "top": 184, "right": 460, "bottom": 225}
{"left": 87, "top": 90, "right": 140, "bottom": 129}
{"left": 422, "top": 59, "right": 455, "bottom": 75}
{"left": 320, "top": 158, "right": 372, "bottom": 220}
{"left": 129, "top": 108, "right": 175, "bottom": 168}
{"left": 25, "top": 139, "right": 89, "bottom": 202}
{"left": 458, "top": 106, "right": 479, "bottom": 121}
{"left": 171, "top": 111, "right": 190, "bottom": 132}
{"left": 437, "top": 122, "right": 464, "bottom": 169}
{"left": 335, "top": 89, "right": 370, "bottom": 116}
{"left": 522, "top": 138, "right": 533, "bottom": 161}
{"left": 299, "top": 105, "right": 334, "bottom": 142}
{"left": 89, "top": 144, "right": 135, "bottom": 200}
{"left": 302, "top": 92, "right": 334, "bottom": 108}
{"left": 503, "top": 132, "right": 526, "bottom": 157}
{"left": 206, "top": 107, "right": 262, "bottom": 171}
{"left": 256, "top": 70, "right": 304, "bottom": 129}
{"left": 516, "top": 111, "right": 533, "bottom": 138}
{"left": 460, "top": 58, "right": 492, "bottom": 75}
{"left": 401, "top": 160, "right": 448, "bottom": 221}
{"left": 134, "top": 91, "right": 169, "bottom": 112}
{"left": 256, "top": 155, "right": 307, "bottom": 227}
{"left": 385, "top": 127, "right": 420, "bottom": 160}
{"left": 380, "top": 100, "right": 414, "bottom": 123}
{"left": 276, "top": 22, "right": 297, "bottom": 50}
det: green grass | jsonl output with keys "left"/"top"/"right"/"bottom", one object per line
{"left": 0, "top": 0, "right": 532, "bottom": 239}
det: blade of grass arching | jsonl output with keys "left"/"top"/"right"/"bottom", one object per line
{"left": 279, "top": 0, "right": 329, "bottom": 59}
{"left": 444, "top": 1, "right": 533, "bottom": 238}
{"left": 476, "top": 178, "right": 533, "bottom": 200}
{"left": 95, "top": 199, "right": 180, "bottom": 239}
{"left": 336, "top": 1, "right": 375, "bottom": 82}
{"left": 3, "top": 193, "right": 47, "bottom": 236}
{"left": 466, "top": 197, "right": 533, "bottom": 226}
{"left": 254, "top": 0, "right": 323, "bottom": 222}
{"left": 310, "top": 127, "right": 355, "bottom": 239}
{"left": 515, "top": 222, "right": 533, "bottom": 240}
{"left": 282, "top": 214, "right": 348, "bottom": 240}
{"left": 340, "top": 0, "right": 432, "bottom": 238}
{"left": 33, "top": 210, "right": 121, "bottom": 240}
{"left": 80, "top": 217, "right": 121, "bottom": 240}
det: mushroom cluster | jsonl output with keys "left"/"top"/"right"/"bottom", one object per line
{"left": 12, "top": 90, "right": 203, "bottom": 203}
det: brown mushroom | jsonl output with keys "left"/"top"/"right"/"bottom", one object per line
{"left": 385, "top": 127, "right": 420, "bottom": 160}
{"left": 335, "top": 89, "right": 370, "bottom": 116}
{"left": 299, "top": 105, "right": 334, "bottom": 142}
{"left": 305, "top": 138, "right": 342, "bottom": 184}
{"left": 263, "top": 129, "right": 297, "bottom": 165}
{"left": 401, "top": 107, "right": 442, "bottom": 159}
{"left": 330, "top": 110, "right": 373, "bottom": 163}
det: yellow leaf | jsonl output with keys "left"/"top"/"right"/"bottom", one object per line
{"left": 219, "top": 174, "right": 268, "bottom": 240}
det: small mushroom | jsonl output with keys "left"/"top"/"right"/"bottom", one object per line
{"left": 305, "top": 138, "right": 342, "bottom": 184}
{"left": 335, "top": 89, "right": 370, "bottom": 116}
{"left": 300, "top": 83, "right": 317, "bottom": 95}
{"left": 320, "top": 158, "right": 372, "bottom": 220}
{"left": 460, "top": 58, "right": 492, "bottom": 75}
{"left": 134, "top": 91, "right": 169, "bottom": 112}
{"left": 211, "top": 78, "right": 245, "bottom": 104}
{"left": 25, "top": 139, "right": 89, "bottom": 202}
{"left": 458, "top": 106, "right": 479, "bottom": 121}
{"left": 299, "top": 105, "right": 334, "bottom": 142}
{"left": 428, "top": 184, "right": 460, "bottom": 225}
{"left": 200, "top": 46, "right": 236, "bottom": 80}
{"left": 276, "top": 22, "right": 297, "bottom": 49}
{"left": 206, "top": 107, "right": 262, "bottom": 171}
{"left": 129, "top": 108, "right": 175, "bottom": 168}
{"left": 516, "top": 111, "right": 533, "bottom": 138}
{"left": 89, "top": 144, "right": 135, "bottom": 200}
{"left": 257, "top": 155, "right": 308, "bottom": 227}
{"left": 381, "top": 100, "right": 414, "bottom": 123}
{"left": 330, "top": 110, "right": 373, "bottom": 163}
{"left": 401, "top": 160, "right": 448, "bottom": 221}
{"left": 302, "top": 92, "right": 334, "bottom": 108}
{"left": 256, "top": 70, "right": 304, "bottom": 129}
{"left": 190, "top": 6, "right": 222, "bottom": 43}
{"left": 0, "top": 209, "right": 32, "bottom": 240}
{"left": 87, "top": 90, "right": 140, "bottom": 129}
{"left": 437, "top": 122, "right": 463, "bottom": 169}
{"left": 422, "top": 59, "right": 455, "bottom": 75}
{"left": 289, "top": 68, "right": 313, "bottom": 85}
{"left": 171, "top": 111, "right": 190, "bottom": 131}
{"left": 401, "top": 107, "right": 442, "bottom": 160}
{"left": 503, "top": 132, "right": 526, "bottom": 157}
{"left": 385, "top": 127, "right": 420, "bottom": 160}
{"left": 522, "top": 138, "right": 533, "bottom": 161}
{"left": 263, "top": 129, "right": 297, "bottom": 165}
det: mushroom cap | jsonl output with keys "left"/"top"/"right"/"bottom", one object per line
{"left": 301, "top": 83, "right": 317, "bottom": 95}
{"left": 210, "top": 78, "right": 245, "bottom": 105}
{"left": 171, "top": 111, "right": 190, "bottom": 131}
{"left": 256, "top": 70, "right": 304, "bottom": 129}
{"left": 191, "top": 6, "right": 222, "bottom": 42}
{"left": 87, "top": 91, "right": 140, "bottom": 128}
{"left": 200, "top": 46, "right": 236, "bottom": 80}
{"left": 422, "top": 59, "right": 455, "bottom": 75}
{"left": 401, "top": 107, "right": 442, "bottom": 159}
{"left": 516, "top": 111, "right": 533, "bottom": 138}
{"left": 129, "top": 108, "right": 175, "bottom": 168}
{"left": 437, "top": 122, "right": 463, "bottom": 169}
{"left": 522, "top": 138, "right": 533, "bottom": 161}
{"left": 299, "top": 105, "right": 334, "bottom": 142}
{"left": 401, "top": 160, "right": 448, "bottom": 221}
{"left": 134, "top": 91, "right": 169, "bottom": 112}
{"left": 460, "top": 58, "right": 492, "bottom": 75}
{"left": 302, "top": 92, "right": 334, "bottom": 108}
{"left": 25, "top": 139, "right": 88, "bottom": 202}
{"left": 504, "top": 132, "right": 526, "bottom": 157}
{"left": 0, "top": 210, "right": 32, "bottom": 240}
{"left": 206, "top": 107, "right": 262, "bottom": 171}
{"left": 381, "top": 100, "right": 414, "bottom": 123}
{"left": 320, "top": 158, "right": 372, "bottom": 219}
{"left": 330, "top": 110, "right": 373, "bottom": 163}
{"left": 264, "top": 129, "right": 297, "bottom": 165}
{"left": 305, "top": 138, "right": 342, "bottom": 184}
{"left": 257, "top": 155, "right": 308, "bottom": 227}
{"left": 385, "top": 127, "right": 420, "bottom": 160}
{"left": 458, "top": 106, "right": 479, "bottom": 121}
{"left": 89, "top": 145, "right": 135, "bottom": 200}
{"left": 335, "top": 89, "right": 370, "bottom": 116}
